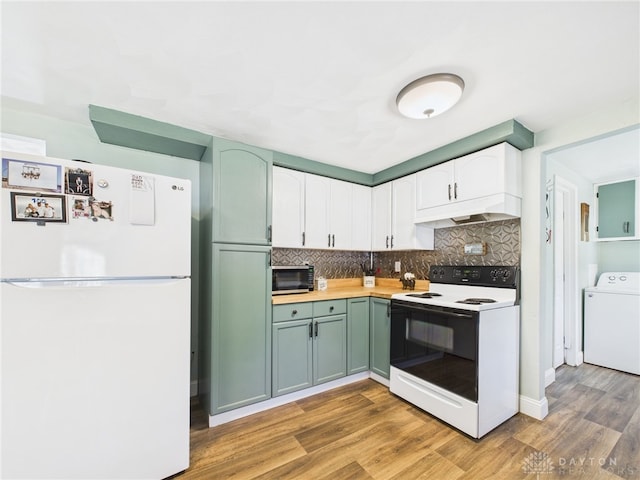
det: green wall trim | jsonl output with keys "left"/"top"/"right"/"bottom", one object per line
{"left": 372, "top": 119, "right": 534, "bottom": 185}
{"left": 88, "top": 105, "right": 534, "bottom": 185}
{"left": 89, "top": 105, "right": 212, "bottom": 161}
{"left": 273, "top": 151, "right": 374, "bottom": 186}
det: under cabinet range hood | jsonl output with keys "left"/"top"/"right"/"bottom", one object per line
{"left": 413, "top": 142, "right": 523, "bottom": 228}
{"left": 414, "top": 192, "right": 521, "bottom": 228}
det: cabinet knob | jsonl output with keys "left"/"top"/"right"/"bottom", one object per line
{"left": 329, "top": 306, "right": 334, "bottom": 312}
{"left": 292, "top": 309, "right": 298, "bottom": 316}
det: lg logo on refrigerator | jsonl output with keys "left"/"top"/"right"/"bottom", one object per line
{"left": 171, "top": 185, "right": 185, "bottom": 192}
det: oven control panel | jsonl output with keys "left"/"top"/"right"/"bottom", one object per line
{"left": 429, "top": 265, "right": 519, "bottom": 288}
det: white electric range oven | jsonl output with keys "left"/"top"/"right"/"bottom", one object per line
{"left": 390, "top": 265, "right": 520, "bottom": 438}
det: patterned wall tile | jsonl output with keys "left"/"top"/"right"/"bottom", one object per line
{"left": 272, "top": 248, "right": 371, "bottom": 279}
{"left": 273, "top": 219, "right": 520, "bottom": 280}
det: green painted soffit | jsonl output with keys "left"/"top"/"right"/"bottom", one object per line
{"left": 89, "top": 105, "right": 212, "bottom": 161}
{"left": 372, "top": 119, "right": 533, "bottom": 185}
{"left": 272, "top": 152, "right": 374, "bottom": 186}
{"left": 88, "top": 105, "right": 533, "bottom": 185}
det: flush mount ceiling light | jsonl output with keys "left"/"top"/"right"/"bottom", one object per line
{"left": 396, "top": 73, "right": 465, "bottom": 119}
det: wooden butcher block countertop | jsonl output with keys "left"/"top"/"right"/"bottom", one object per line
{"left": 272, "top": 278, "right": 430, "bottom": 305}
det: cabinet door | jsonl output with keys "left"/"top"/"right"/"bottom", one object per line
{"left": 210, "top": 244, "right": 272, "bottom": 414}
{"left": 304, "top": 174, "right": 331, "bottom": 249}
{"left": 329, "top": 179, "right": 352, "bottom": 249}
{"left": 272, "top": 167, "right": 305, "bottom": 248}
{"left": 347, "top": 298, "right": 370, "bottom": 374}
{"left": 370, "top": 298, "right": 390, "bottom": 379}
{"left": 212, "top": 139, "right": 272, "bottom": 245}
{"left": 351, "top": 183, "right": 372, "bottom": 251}
{"left": 391, "top": 174, "right": 417, "bottom": 250}
{"left": 597, "top": 179, "right": 637, "bottom": 239}
{"left": 272, "top": 319, "right": 313, "bottom": 396}
{"left": 454, "top": 147, "right": 506, "bottom": 202}
{"left": 416, "top": 162, "right": 454, "bottom": 210}
{"left": 371, "top": 182, "right": 392, "bottom": 250}
{"left": 313, "top": 314, "right": 347, "bottom": 385}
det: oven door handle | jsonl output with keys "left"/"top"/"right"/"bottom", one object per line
{"left": 398, "top": 304, "right": 474, "bottom": 319}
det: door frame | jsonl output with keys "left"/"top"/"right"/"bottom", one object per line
{"left": 552, "top": 175, "right": 582, "bottom": 367}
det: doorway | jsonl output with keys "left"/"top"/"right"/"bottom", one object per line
{"left": 552, "top": 175, "right": 581, "bottom": 368}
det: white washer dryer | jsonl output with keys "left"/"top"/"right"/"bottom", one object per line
{"left": 584, "top": 272, "right": 640, "bottom": 375}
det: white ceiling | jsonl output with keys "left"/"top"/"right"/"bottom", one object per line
{"left": 1, "top": 1, "right": 638, "bottom": 174}
{"left": 548, "top": 126, "right": 640, "bottom": 184}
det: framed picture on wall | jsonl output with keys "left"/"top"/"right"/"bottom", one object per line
{"left": 581, "top": 202, "right": 589, "bottom": 241}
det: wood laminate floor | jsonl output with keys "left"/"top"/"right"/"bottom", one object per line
{"left": 181, "top": 364, "right": 639, "bottom": 479}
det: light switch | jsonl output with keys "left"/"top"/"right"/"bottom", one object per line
{"left": 394, "top": 261, "right": 401, "bottom": 272}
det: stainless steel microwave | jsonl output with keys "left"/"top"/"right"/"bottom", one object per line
{"left": 272, "top": 265, "right": 314, "bottom": 295}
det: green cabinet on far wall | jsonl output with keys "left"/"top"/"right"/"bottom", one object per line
{"left": 210, "top": 244, "right": 272, "bottom": 414}
{"left": 347, "top": 297, "right": 370, "bottom": 374}
{"left": 596, "top": 178, "right": 638, "bottom": 240}
{"left": 211, "top": 138, "right": 273, "bottom": 245}
{"left": 370, "top": 297, "right": 391, "bottom": 379}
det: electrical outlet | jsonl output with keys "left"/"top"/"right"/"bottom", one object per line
{"left": 394, "top": 261, "right": 401, "bottom": 272}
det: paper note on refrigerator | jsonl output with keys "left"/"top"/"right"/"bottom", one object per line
{"left": 130, "top": 174, "right": 155, "bottom": 225}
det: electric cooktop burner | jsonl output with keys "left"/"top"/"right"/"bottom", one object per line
{"left": 405, "top": 292, "right": 443, "bottom": 298}
{"left": 455, "top": 298, "right": 497, "bottom": 305}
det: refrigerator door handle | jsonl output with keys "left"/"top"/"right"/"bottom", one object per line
{"left": 1, "top": 277, "right": 189, "bottom": 288}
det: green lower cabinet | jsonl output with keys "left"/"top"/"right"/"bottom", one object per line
{"left": 272, "top": 319, "right": 313, "bottom": 396}
{"left": 370, "top": 297, "right": 391, "bottom": 379}
{"left": 210, "top": 244, "right": 272, "bottom": 414}
{"left": 313, "top": 314, "right": 347, "bottom": 384}
{"left": 347, "top": 297, "right": 370, "bottom": 374}
{"left": 272, "top": 301, "right": 347, "bottom": 397}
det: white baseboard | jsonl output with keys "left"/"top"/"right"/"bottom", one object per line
{"left": 208, "top": 372, "right": 370, "bottom": 427}
{"left": 369, "top": 372, "right": 390, "bottom": 387}
{"left": 519, "top": 394, "right": 549, "bottom": 420}
{"left": 544, "top": 367, "right": 556, "bottom": 387}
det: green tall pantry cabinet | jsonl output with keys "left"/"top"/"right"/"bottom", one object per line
{"left": 199, "top": 138, "right": 273, "bottom": 416}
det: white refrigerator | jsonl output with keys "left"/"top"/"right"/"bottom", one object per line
{"left": 0, "top": 152, "right": 191, "bottom": 479}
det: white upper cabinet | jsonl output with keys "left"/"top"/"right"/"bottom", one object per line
{"left": 372, "top": 175, "right": 434, "bottom": 251}
{"left": 328, "top": 178, "right": 353, "bottom": 249}
{"left": 371, "top": 182, "right": 392, "bottom": 250}
{"left": 351, "top": 184, "right": 372, "bottom": 251}
{"left": 272, "top": 167, "right": 371, "bottom": 250}
{"left": 305, "top": 174, "right": 355, "bottom": 249}
{"left": 272, "top": 167, "right": 305, "bottom": 248}
{"left": 415, "top": 143, "right": 522, "bottom": 223}
{"left": 415, "top": 162, "right": 454, "bottom": 209}
{"left": 304, "top": 174, "right": 332, "bottom": 248}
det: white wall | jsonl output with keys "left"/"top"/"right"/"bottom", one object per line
{"left": 519, "top": 98, "right": 639, "bottom": 419}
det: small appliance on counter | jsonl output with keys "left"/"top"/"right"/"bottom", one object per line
{"left": 272, "top": 264, "right": 314, "bottom": 295}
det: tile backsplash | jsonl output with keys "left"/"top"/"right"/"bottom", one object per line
{"left": 273, "top": 219, "right": 520, "bottom": 280}
{"left": 271, "top": 248, "right": 371, "bottom": 279}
